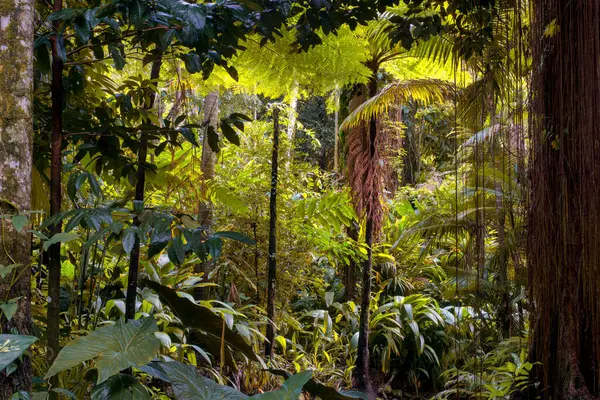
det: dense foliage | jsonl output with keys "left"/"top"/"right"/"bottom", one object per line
{"left": 3, "top": 0, "right": 591, "bottom": 398}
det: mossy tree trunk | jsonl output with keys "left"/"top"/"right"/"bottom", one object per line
{"left": 195, "top": 89, "right": 219, "bottom": 300}
{"left": 0, "top": 0, "right": 34, "bottom": 396}
{"left": 199, "top": 90, "right": 220, "bottom": 227}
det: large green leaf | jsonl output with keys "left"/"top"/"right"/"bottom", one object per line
{"left": 91, "top": 374, "right": 149, "bottom": 400}
{"left": 252, "top": 371, "right": 312, "bottom": 400}
{"left": 142, "top": 361, "right": 313, "bottom": 400}
{"left": 45, "top": 318, "right": 160, "bottom": 383}
{"left": 0, "top": 334, "right": 37, "bottom": 373}
{"left": 267, "top": 370, "right": 368, "bottom": 400}
{"left": 212, "top": 231, "right": 255, "bottom": 245}
{"left": 143, "top": 361, "right": 249, "bottom": 400}
{"left": 143, "top": 280, "right": 259, "bottom": 362}
{"left": 43, "top": 232, "right": 79, "bottom": 251}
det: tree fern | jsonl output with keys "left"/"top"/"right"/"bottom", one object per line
{"left": 341, "top": 79, "right": 455, "bottom": 130}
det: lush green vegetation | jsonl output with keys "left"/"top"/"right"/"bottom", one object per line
{"left": 2, "top": 0, "right": 597, "bottom": 398}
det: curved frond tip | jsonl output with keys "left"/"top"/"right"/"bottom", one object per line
{"left": 341, "top": 79, "right": 456, "bottom": 130}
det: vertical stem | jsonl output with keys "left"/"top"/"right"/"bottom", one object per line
{"left": 286, "top": 83, "right": 298, "bottom": 167}
{"left": 77, "top": 230, "right": 90, "bottom": 328}
{"left": 47, "top": 0, "right": 64, "bottom": 394}
{"left": 334, "top": 87, "right": 340, "bottom": 172}
{"left": 125, "top": 57, "right": 162, "bottom": 321}
{"left": 86, "top": 239, "right": 106, "bottom": 330}
{"left": 252, "top": 222, "right": 259, "bottom": 304}
{"left": 344, "top": 221, "right": 359, "bottom": 301}
{"left": 264, "top": 107, "right": 280, "bottom": 358}
{"left": 401, "top": 102, "right": 419, "bottom": 186}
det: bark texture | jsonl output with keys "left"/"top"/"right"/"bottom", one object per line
{"left": 526, "top": 0, "right": 600, "bottom": 398}
{"left": 199, "top": 90, "right": 220, "bottom": 227}
{"left": 350, "top": 75, "right": 380, "bottom": 399}
{"left": 0, "top": 0, "right": 34, "bottom": 396}
{"left": 195, "top": 90, "right": 219, "bottom": 300}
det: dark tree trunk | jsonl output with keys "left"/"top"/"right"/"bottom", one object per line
{"left": 47, "top": 1, "right": 64, "bottom": 395}
{"left": 252, "top": 222, "right": 260, "bottom": 305}
{"left": 0, "top": 0, "right": 34, "bottom": 396}
{"left": 525, "top": 0, "right": 600, "bottom": 398}
{"left": 354, "top": 75, "right": 378, "bottom": 398}
{"left": 334, "top": 88, "right": 340, "bottom": 172}
{"left": 125, "top": 58, "right": 162, "bottom": 321}
{"left": 344, "top": 222, "right": 359, "bottom": 301}
{"left": 264, "top": 108, "right": 280, "bottom": 358}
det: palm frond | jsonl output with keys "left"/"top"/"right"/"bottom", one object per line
{"left": 410, "top": 35, "right": 456, "bottom": 66}
{"left": 341, "top": 79, "right": 455, "bottom": 130}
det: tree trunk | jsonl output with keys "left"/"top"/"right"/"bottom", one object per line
{"left": 525, "top": 0, "right": 600, "bottom": 397}
{"left": 354, "top": 75, "right": 378, "bottom": 398}
{"left": 344, "top": 221, "right": 359, "bottom": 301}
{"left": 195, "top": 89, "right": 219, "bottom": 300}
{"left": 199, "top": 90, "right": 219, "bottom": 226}
{"left": 0, "top": 0, "right": 34, "bottom": 395}
{"left": 47, "top": 2, "right": 64, "bottom": 392}
{"left": 125, "top": 58, "right": 162, "bottom": 321}
{"left": 286, "top": 83, "right": 299, "bottom": 166}
{"left": 334, "top": 88, "right": 340, "bottom": 173}
{"left": 264, "top": 108, "right": 280, "bottom": 358}
{"left": 401, "top": 103, "right": 419, "bottom": 186}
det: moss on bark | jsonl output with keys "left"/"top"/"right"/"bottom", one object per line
{"left": 0, "top": 0, "right": 34, "bottom": 397}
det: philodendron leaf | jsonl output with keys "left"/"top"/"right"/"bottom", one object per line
{"left": 0, "top": 334, "right": 37, "bottom": 373}
{"left": 0, "top": 298, "right": 20, "bottom": 321}
{"left": 11, "top": 215, "right": 28, "bottom": 232}
{"left": 91, "top": 374, "right": 149, "bottom": 400}
{"left": 45, "top": 318, "right": 160, "bottom": 383}
{"left": 0, "top": 264, "right": 20, "bottom": 279}
{"left": 143, "top": 361, "right": 249, "bottom": 400}
{"left": 268, "top": 369, "right": 369, "bottom": 400}
{"left": 252, "top": 371, "right": 312, "bottom": 400}
{"left": 142, "top": 280, "right": 259, "bottom": 363}
{"left": 142, "top": 361, "right": 314, "bottom": 400}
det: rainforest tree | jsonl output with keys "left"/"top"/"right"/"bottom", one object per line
{"left": 0, "top": 0, "right": 35, "bottom": 396}
{"left": 527, "top": 0, "right": 600, "bottom": 397}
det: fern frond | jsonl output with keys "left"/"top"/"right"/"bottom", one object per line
{"left": 341, "top": 79, "right": 455, "bottom": 130}
{"left": 410, "top": 35, "right": 455, "bottom": 66}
